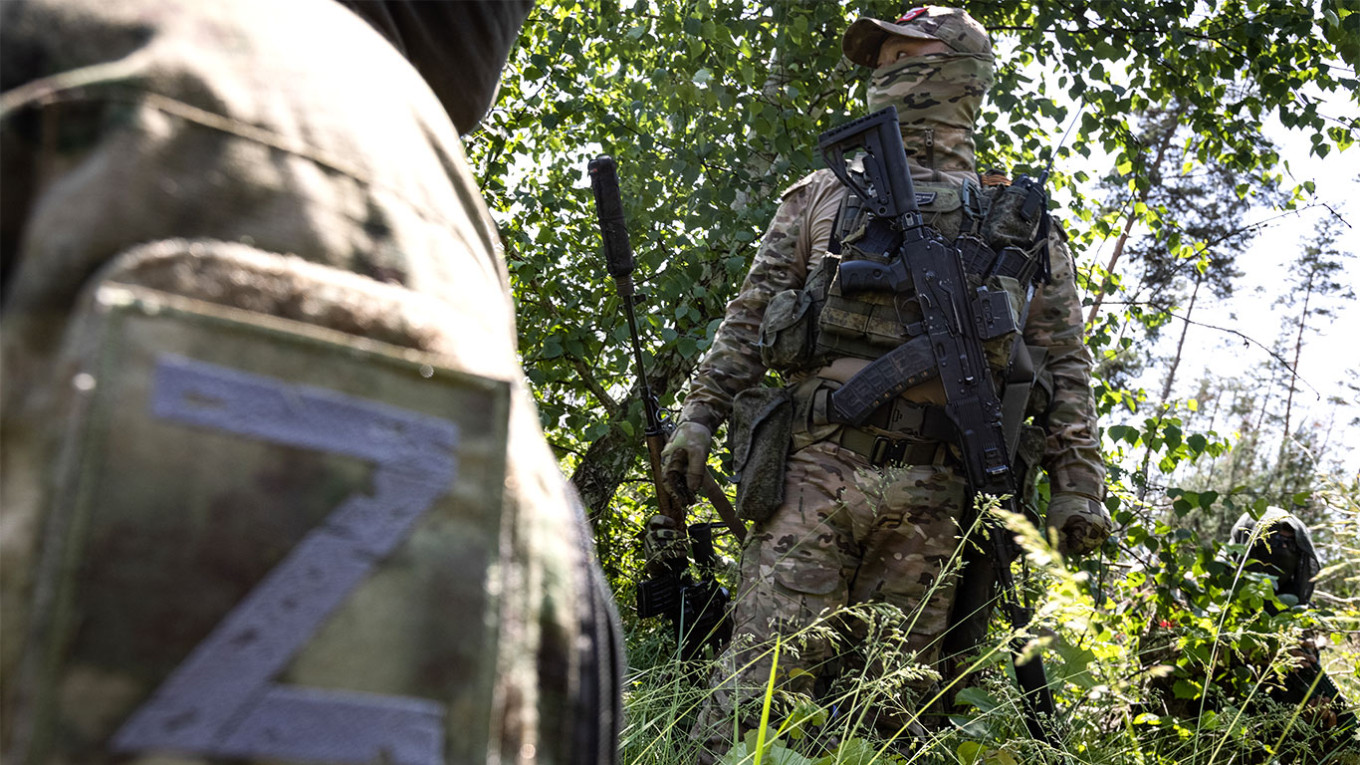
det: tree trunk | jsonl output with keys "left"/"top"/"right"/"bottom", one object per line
{"left": 1277, "top": 270, "right": 1315, "bottom": 472}
{"left": 1159, "top": 271, "right": 1203, "bottom": 404}
{"left": 1087, "top": 108, "right": 1183, "bottom": 326}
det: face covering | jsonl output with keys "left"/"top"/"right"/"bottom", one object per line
{"left": 866, "top": 52, "right": 994, "bottom": 177}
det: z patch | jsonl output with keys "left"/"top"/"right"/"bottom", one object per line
{"left": 23, "top": 285, "right": 509, "bottom": 765}
{"left": 112, "top": 356, "right": 456, "bottom": 764}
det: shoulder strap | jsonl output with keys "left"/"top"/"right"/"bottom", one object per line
{"left": 828, "top": 186, "right": 865, "bottom": 256}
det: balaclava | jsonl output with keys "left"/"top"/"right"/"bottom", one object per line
{"left": 843, "top": 7, "right": 994, "bottom": 182}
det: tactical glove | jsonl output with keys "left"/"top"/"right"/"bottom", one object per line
{"left": 660, "top": 421, "right": 712, "bottom": 507}
{"left": 1046, "top": 492, "right": 1112, "bottom": 556}
{"left": 642, "top": 514, "right": 687, "bottom": 578}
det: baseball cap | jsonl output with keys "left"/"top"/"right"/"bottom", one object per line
{"left": 842, "top": 6, "right": 992, "bottom": 67}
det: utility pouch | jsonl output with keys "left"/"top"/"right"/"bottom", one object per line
{"left": 914, "top": 181, "right": 965, "bottom": 241}
{"left": 758, "top": 289, "right": 816, "bottom": 371}
{"left": 979, "top": 274, "right": 1025, "bottom": 372}
{"left": 981, "top": 175, "right": 1045, "bottom": 251}
{"left": 815, "top": 257, "right": 923, "bottom": 362}
{"left": 728, "top": 386, "right": 793, "bottom": 524}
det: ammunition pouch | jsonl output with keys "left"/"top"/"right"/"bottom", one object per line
{"left": 981, "top": 175, "right": 1043, "bottom": 249}
{"left": 728, "top": 386, "right": 794, "bottom": 523}
{"left": 815, "top": 255, "right": 924, "bottom": 362}
{"left": 758, "top": 289, "right": 816, "bottom": 371}
{"left": 912, "top": 180, "right": 968, "bottom": 241}
{"left": 757, "top": 257, "right": 834, "bottom": 374}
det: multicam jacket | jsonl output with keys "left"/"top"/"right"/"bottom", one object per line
{"left": 679, "top": 168, "right": 1106, "bottom": 502}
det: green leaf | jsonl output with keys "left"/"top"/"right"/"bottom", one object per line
{"left": 954, "top": 686, "right": 1000, "bottom": 713}
{"left": 814, "top": 738, "right": 877, "bottom": 765}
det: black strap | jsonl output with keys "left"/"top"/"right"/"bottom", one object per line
{"left": 567, "top": 487, "right": 625, "bottom": 765}
{"left": 828, "top": 184, "right": 866, "bottom": 256}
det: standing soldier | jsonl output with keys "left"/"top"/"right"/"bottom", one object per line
{"left": 0, "top": 1, "right": 621, "bottom": 764}
{"left": 659, "top": 7, "right": 1109, "bottom": 760}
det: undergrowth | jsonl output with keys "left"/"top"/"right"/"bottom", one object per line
{"left": 618, "top": 491, "right": 1360, "bottom": 764}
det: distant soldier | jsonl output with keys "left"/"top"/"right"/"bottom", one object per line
{"left": 1140, "top": 507, "right": 1356, "bottom": 762}
{"left": 0, "top": 1, "right": 620, "bottom": 764}
{"left": 1231, "top": 509, "right": 1356, "bottom": 752}
{"left": 658, "top": 6, "right": 1109, "bottom": 761}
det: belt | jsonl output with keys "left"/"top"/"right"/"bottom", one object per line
{"left": 801, "top": 382, "right": 957, "bottom": 468}
{"left": 829, "top": 427, "right": 952, "bottom": 468}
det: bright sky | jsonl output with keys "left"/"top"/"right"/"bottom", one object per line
{"left": 1094, "top": 94, "right": 1360, "bottom": 479}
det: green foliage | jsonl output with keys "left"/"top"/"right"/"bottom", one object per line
{"left": 618, "top": 503, "right": 1360, "bottom": 763}
{"left": 465, "top": 1, "right": 1360, "bottom": 761}
{"left": 465, "top": 0, "right": 1358, "bottom": 518}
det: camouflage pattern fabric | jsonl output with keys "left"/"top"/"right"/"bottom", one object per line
{"left": 678, "top": 173, "right": 1104, "bottom": 501}
{"left": 678, "top": 9, "right": 1104, "bottom": 757}
{"left": 866, "top": 52, "right": 995, "bottom": 189}
{"left": 691, "top": 444, "right": 970, "bottom": 762}
{"left": 1231, "top": 506, "right": 1322, "bottom": 606}
{"left": 1140, "top": 508, "right": 1357, "bottom": 757}
{"left": 843, "top": 6, "right": 994, "bottom": 66}
{"left": 0, "top": 1, "right": 621, "bottom": 764}
{"left": 1046, "top": 492, "right": 1115, "bottom": 555}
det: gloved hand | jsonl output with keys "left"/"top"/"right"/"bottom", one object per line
{"left": 1046, "top": 492, "right": 1112, "bottom": 555}
{"left": 642, "top": 514, "right": 687, "bottom": 578}
{"left": 660, "top": 421, "right": 712, "bottom": 507}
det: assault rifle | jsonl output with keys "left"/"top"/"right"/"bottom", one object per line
{"left": 817, "top": 107, "right": 1061, "bottom": 747}
{"left": 588, "top": 155, "right": 742, "bottom": 661}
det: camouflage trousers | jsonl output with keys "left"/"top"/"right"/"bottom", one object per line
{"left": 692, "top": 440, "right": 969, "bottom": 763}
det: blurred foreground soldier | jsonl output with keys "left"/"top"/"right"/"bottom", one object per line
{"left": 0, "top": 1, "right": 621, "bottom": 764}
{"left": 660, "top": 7, "right": 1108, "bottom": 760}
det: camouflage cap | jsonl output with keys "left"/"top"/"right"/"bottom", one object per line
{"left": 843, "top": 6, "right": 992, "bottom": 67}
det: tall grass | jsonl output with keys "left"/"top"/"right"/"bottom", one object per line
{"left": 617, "top": 493, "right": 1360, "bottom": 764}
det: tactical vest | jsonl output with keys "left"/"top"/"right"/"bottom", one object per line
{"left": 754, "top": 169, "right": 1055, "bottom": 473}
{"left": 759, "top": 170, "right": 1049, "bottom": 379}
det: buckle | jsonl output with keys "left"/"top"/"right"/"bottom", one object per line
{"left": 869, "top": 436, "right": 908, "bottom": 467}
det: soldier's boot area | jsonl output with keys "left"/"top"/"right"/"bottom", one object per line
{"left": 690, "top": 442, "right": 967, "bottom": 763}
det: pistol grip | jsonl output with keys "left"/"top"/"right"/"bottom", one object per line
{"left": 838, "top": 260, "right": 906, "bottom": 294}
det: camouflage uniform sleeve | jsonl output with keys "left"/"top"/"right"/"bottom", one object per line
{"left": 1025, "top": 224, "right": 1106, "bottom": 500}
{"left": 678, "top": 171, "right": 835, "bottom": 432}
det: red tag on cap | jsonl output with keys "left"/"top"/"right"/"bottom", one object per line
{"left": 896, "top": 7, "right": 928, "bottom": 24}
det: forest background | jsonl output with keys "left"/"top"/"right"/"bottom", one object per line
{"left": 466, "top": 1, "right": 1360, "bottom": 762}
